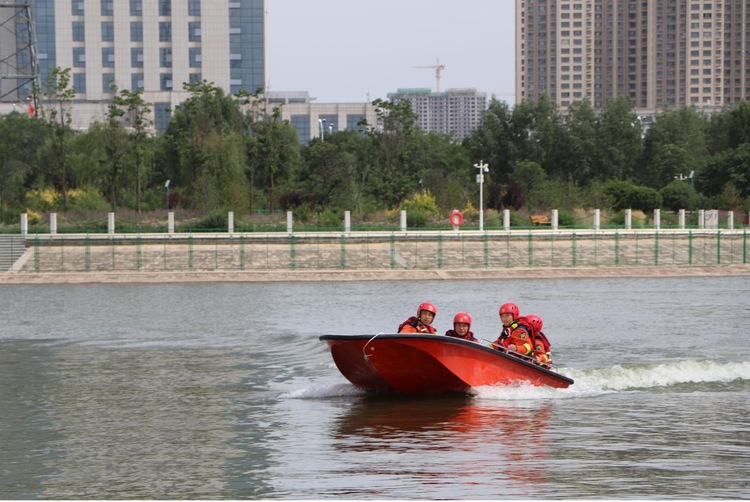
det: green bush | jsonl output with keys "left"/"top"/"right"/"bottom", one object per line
{"left": 407, "top": 209, "right": 428, "bottom": 228}
{"left": 627, "top": 186, "right": 662, "bottom": 212}
{"left": 192, "top": 208, "right": 229, "bottom": 230}
{"left": 660, "top": 180, "right": 698, "bottom": 211}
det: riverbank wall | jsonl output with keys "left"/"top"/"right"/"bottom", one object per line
{"left": 1, "top": 228, "right": 748, "bottom": 284}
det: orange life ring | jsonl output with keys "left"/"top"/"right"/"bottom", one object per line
{"left": 450, "top": 210, "right": 464, "bottom": 226}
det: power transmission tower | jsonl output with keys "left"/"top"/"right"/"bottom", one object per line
{"left": 0, "top": 1, "right": 40, "bottom": 111}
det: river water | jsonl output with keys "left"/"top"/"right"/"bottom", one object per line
{"left": 1, "top": 276, "right": 748, "bottom": 499}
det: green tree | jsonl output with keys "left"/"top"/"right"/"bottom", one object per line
{"left": 592, "top": 97, "right": 642, "bottom": 182}
{"left": 0, "top": 112, "right": 47, "bottom": 207}
{"left": 659, "top": 179, "right": 699, "bottom": 211}
{"left": 161, "top": 80, "right": 249, "bottom": 210}
{"left": 113, "top": 87, "right": 153, "bottom": 213}
{"left": 36, "top": 67, "right": 76, "bottom": 210}
{"left": 639, "top": 107, "right": 708, "bottom": 187}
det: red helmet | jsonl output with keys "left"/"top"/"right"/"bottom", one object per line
{"left": 526, "top": 314, "right": 543, "bottom": 334}
{"left": 417, "top": 302, "right": 437, "bottom": 317}
{"left": 499, "top": 302, "right": 519, "bottom": 318}
{"left": 453, "top": 312, "right": 472, "bottom": 328}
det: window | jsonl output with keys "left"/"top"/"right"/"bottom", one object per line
{"left": 131, "top": 48, "right": 144, "bottom": 68}
{"left": 159, "top": 22, "right": 171, "bottom": 42}
{"left": 102, "top": 48, "right": 115, "bottom": 68}
{"left": 72, "top": 1, "right": 84, "bottom": 16}
{"left": 131, "top": 22, "right": 143, "bottom": 42}
{"left": 188, "top": 22, "right": 201, "bottom": 42}
{"left": 131, "top": 73, "right": 144, "bottom": 92}
{"left": 101, "top": 22, "right": 114, "bottom": 42}
{"left": 189, "top": 73, "right": 202, "bottom": 83}
{"left": 73, "top": 47, "right": 86, "bottom": 67}
{"left": 160, "top": 73, "right": 173, "bottom": 91}
{"left": 102, "top": 73, "right": 115, "bottom": 92}
{"left": 159, "top": 0, "right": 171, "bottom": 16}
{"left": 73, "top": 73, "right": 86, "bottom": 93}
{"left": 188, "top": 0, "right": 200, "bottom": 16}
{"left": 160, "top": 48, "right": 172, "bottom": 68}
{"left": 100, "top": 0, "right": 113, "bottom": 16}
{"left": 189, "top": 48, "right": 202, "bottom": 68}
{"left": 72, "top": 21, "right": 85, "bottom": 42}
{"left": 130, "top": 0, "right": 142, "bottom": 16}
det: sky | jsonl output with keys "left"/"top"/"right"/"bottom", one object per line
{"left": 266, "top": 0, "right": 516, "bottom": 104}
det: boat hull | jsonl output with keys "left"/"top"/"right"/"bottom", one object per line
{"left": 320, "top": 334, "right": 574, "bottom": 395}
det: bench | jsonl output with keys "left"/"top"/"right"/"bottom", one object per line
{"left": 530, "top": 214, "right": 551, "bottom": 226}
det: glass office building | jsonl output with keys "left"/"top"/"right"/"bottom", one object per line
{"left": 25, "top": 0, "right": 266, "bottom": 129}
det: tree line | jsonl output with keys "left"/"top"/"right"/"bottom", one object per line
{"left": 1, "top": 67, "right": 749, "bottom": 228}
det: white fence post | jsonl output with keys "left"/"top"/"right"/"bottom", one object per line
{"left": 50, "top": 212, "right": 57, "bottom": 235}
{"left": 168, "top": 211, "right": 175, "bottom": 234}
{"left": 551, "top": 209, "right": 559, "bottom": 230}
{"left": 228, "top": 211, "right": 234, "bottom": 233}
{"left": 625, "top": 209, "right": 632, "bottom": 229}
{"left": 594, "top": 209, "right": 600, "bottom": 230}
{"left": 344, "top": 210, "right": 351, "bottom": 233}
{"left": 20, "top": 213, "right": 28, "bottom": 235}
{"left": 727, "top": 211, "right": 734, "bottom": 229}
{"left": 108, "top": 212, "right": 115, "bottom": 234}
{"left": 400, "top": 210, "right": 407, "bottom": 232}
{"left": 503, "top": 209, "right": 510, "bottom": 230}
{"left": 286, "top": 211, "right": 293, "bottom": 234}
{"left": 678, "top": 209, "right": 686, "bottom": 229}
{"left": 653, "top": 208, "right": 661, "bottom": 230}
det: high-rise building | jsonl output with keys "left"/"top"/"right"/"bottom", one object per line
{"left": 1, "top": 0, "right": 267, "bottom": 130}
{"left": 387, "top": 88, "right": 487, "bottom": 140}
{"left": 516, "top": 0, "right": 750, "bottom": 110}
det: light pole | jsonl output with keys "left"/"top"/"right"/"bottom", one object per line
{"left": 473, "top": 160, "right": 489, "bottom": 231}
{"left": 318, "top": 118, "right": 326, "bottom": 141}
{"left": 164, "top": 179, "right": 171, "bottom": 209}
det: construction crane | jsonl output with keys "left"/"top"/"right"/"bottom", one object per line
{"left": 413, "top": 58, "right": 446, "bottom": 92}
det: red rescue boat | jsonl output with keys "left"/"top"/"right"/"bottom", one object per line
{"left": 319, "top": 334, "right": 574, "bottom": 395}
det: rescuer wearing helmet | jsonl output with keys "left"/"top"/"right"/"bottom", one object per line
{"left": 445, "top": 312, "right": 477, "bottom": 342}
{"left": 494, "top": 302, "right": 520, "bottom": 346}
{"left": 525, "top": 314, "right": 552, "bottom": 367}
{"left": 398, "top": 302, "right": 438, "bottom": 334}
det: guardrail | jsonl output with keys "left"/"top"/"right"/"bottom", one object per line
{"left": 12, "top": 228, "right": 748, "bottom": 273}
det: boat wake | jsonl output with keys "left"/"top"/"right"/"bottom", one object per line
{"left": 284, "top": 359, "right": 750, "bottom": 401}
{"left": 476, "top": 359, "right": 750, "bottom": 401}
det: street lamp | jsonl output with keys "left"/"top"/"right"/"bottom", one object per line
{"left": 474, "top": 160, "right": 489, "bottom": 231}
{"left": 318, "top": 118, "right": 326, "bottom": 141}
{"left": 164, "top": 179, "right": 171, "bottom": 209}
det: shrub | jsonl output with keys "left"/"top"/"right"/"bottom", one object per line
{"left": 407, "top": 209, "right": 428, "bottom": 228}
{"left": 660, "top": 180, "right": 698, "bottom": 211}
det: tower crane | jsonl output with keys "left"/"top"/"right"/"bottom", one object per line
{"left": 413, "top": 58, "right": 446, "bottom": 92}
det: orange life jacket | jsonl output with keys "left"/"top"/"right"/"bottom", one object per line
{"left": 398, "top": 316, "right": 437, "bottom": 334}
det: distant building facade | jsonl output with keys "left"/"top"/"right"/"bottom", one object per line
{"left": 516, "top": 0, "right": 750, "bottom": 110}
{"left": 266, "top": 91, "right": 376, "bottom": 144}
{"left": 387, "top": 88, "right": 487, "bottom": 140}
{"left": 1, "top": 0, "right": 267, "bottom": 131}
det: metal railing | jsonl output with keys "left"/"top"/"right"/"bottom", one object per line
{"left": 14, "top": 228, "right": 749, "bottom": 273}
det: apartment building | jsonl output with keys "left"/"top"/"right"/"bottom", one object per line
{"left": 1, "top": 0, "right": 267, "bottom": 130}
{"left": 387, "top": 87, "right": 487, "bottom": 140}
{"left": 516, "top": 0, "right": 750, "bottom": 110}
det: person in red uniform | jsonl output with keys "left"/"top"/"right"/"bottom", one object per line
{"left": 505, "top": 318, "right": 534, "bottom": 357}
{"left": 526, "top": 314, "right": 552, "bottom": 367}
{"left": 445, "top": 312, "right": 477, "bottom": 341}
{"left": 398, "top": 301, "right": 438, "bottom": 333}
{"left": 497, "top": 302, "right": 520, "bottom": 344}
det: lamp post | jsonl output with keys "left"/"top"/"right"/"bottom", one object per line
{"left": 318, "top": 118, "right": 326, "bottom": 141}
{"left": 164, "top": 179, "right": 171, "bottom": 209}
{"left": 473, "top": 160, "right": 489, "bottom": 231}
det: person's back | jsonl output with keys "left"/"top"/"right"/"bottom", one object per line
{"left": 398, "top": 301, "right": 438, "bottom": 334}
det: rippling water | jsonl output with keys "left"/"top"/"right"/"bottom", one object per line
{"left": 1, "top": 277, "right": 749, "bottom": 498}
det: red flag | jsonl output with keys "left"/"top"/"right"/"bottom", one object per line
{"left": 27, "top": 101, "right": 35, "bottom": 117}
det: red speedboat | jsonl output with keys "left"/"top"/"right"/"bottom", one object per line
{"left": 319, "top": 334, "right": 574, "bottom": 395}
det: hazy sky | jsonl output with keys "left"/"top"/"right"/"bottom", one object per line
{"left": 266, "top": 0, "right": 516, "bottom": 103}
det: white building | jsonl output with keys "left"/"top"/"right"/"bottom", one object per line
{"left": 387, "top": 87, "right": 487, "bottom": 140}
